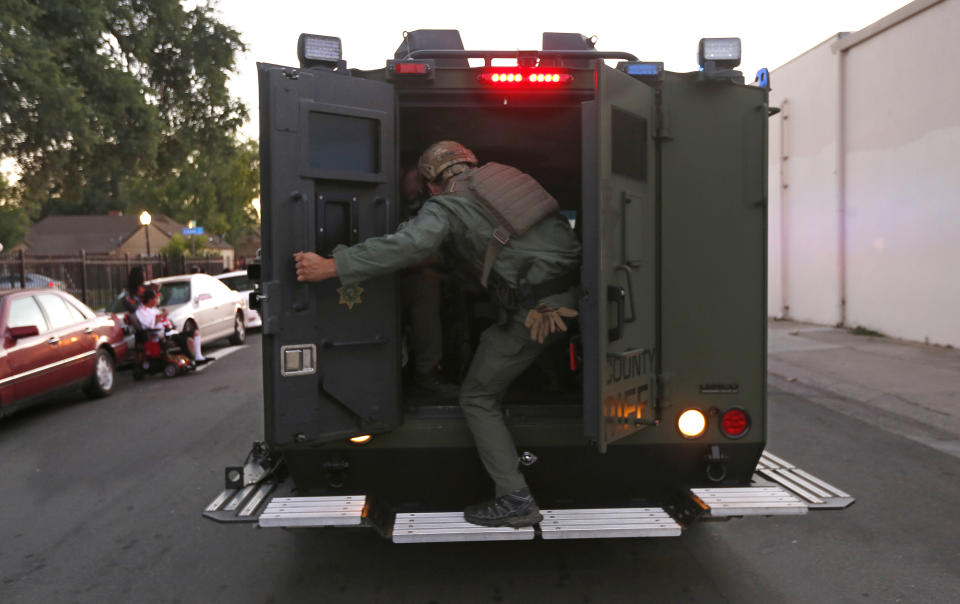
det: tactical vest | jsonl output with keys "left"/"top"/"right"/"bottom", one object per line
{"left": 447, "top": 163, "right": 559, "bottom": 287}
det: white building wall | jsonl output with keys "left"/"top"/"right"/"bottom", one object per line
{"left": 767, "top": 38, "right": 843, "bottom": 325}
{"left": 842, "top": 0, "right": 960, "bottom": 346}
{"left": 767, "top": 0, "right": 960, "bottom": 347}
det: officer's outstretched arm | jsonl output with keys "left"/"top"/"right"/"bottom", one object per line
{"left": 296, "top": 202, "right": 451, "bottom": 286}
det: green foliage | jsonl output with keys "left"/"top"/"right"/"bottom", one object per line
{"left": 160, "top": 233, "right": 209, "bottom": 259}
{"left": 131, "top": 138, "right": 259, "bottom": 244}
{"left": 0, "top": 0, "right": 257, "bottom": 240}
{"left": 0, "top": 202, "right": 30, "bottom": 250}
{"left": 0, "top": 172, "right": 30, "bottom": 249}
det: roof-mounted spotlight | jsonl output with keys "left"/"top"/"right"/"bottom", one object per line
{"left": 698, "top": 38, "right": 741, "bottom": 69}
{"left": 298, "top": 34, "right": 344, "bottom": 69}
{"left": 697, "top": 38, "right": 743, "bottom": 83}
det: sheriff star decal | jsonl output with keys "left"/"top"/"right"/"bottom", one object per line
{"left": 337, "top": 285, "right": 364, "bottom": 310}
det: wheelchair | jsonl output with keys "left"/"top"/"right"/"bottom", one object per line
{"left": 126, "top": 314, "right": 195, "bottom": 380}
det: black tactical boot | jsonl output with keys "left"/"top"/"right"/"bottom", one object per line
{"left": 463, "top": 488, "right": 543, "bottom": 527}
{"left": 412, "top": 370, "right": 460, "bottom": 401}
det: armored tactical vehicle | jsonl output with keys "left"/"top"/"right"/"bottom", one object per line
{"left": 203, "top": 30, "right": 853, "bottom": 542}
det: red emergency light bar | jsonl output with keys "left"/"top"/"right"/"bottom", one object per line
{"left": 479, "top": 70, "right": 573, "bottom": 85}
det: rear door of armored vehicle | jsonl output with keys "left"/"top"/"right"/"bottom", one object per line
{"left": 582, "top": 63, "right": 659, "bottom": 452}
{"left": 257, "top": 63, "right": 400, "bottom": 447}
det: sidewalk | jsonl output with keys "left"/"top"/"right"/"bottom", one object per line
{"left": 767, "top": 320, "right": 960, "bottom": 458}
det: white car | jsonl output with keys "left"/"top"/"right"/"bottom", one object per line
{"left": 215, "top": 270, "right": 261, "bottom": 329}
{"left": 148, "top": 273, "right": 247, "bottom": 346}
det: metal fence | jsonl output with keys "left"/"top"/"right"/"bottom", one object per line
{"left": 0, "top": 250, "right": 226, "bottom": 311}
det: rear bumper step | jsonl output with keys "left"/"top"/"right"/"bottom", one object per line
{"left": 691, "top": 450, "right": 856, "bottom": 517}
{"left": 393, "top": 512, "right": 535, "bottom": 543}
{"left": 202, "top": 482, "right": 276, "bottom": 523}
{"left": 259, "top": 495, "right": 366, "bottom": 528}
{"left": 393, "top": 507, "right": 682, "bottom": 543}
{"left": 540, "top": 507, "right": 681, "bottom": 540}
{"left": 201, "top": 450, "right": 853, "bottom": 534}
{"left": 755, "top": 451, "right": 855, "bottom": 510}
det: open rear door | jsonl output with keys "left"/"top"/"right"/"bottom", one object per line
{"left": 582, "top": 64, "right": 658, "bottom": 453}
{"left": 258, "top": 63, "right": 400, "bottom": 447}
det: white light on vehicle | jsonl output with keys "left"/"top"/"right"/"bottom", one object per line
{"left": 298, "top": 34, "right": 342, "bottom": 66}
{"left": 698, "top": 38, "right": 741, "bottom": 69}
{"left": 677, "top": 409, "right": 707, "bottom": 438}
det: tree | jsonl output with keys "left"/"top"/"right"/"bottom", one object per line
{"left": 0, "top": 175, "right": 30, "bottom": 250}
{"left": 160, "top": 233, "right": 209, "bottom": 259}
{"left": 0, "top": 0, "right": 256, "bottom": 239}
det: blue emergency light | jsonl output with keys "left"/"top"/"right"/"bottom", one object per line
{"left": 625, "top": 63, "right": 662, "bottom": 76}
{"left": 617, "top": 61, "right": 664, "bottom": 81}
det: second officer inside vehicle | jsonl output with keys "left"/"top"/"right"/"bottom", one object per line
{"left": 294, "top": 141, "right": 580, "bottom": 527}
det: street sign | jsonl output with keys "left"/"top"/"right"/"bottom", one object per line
{"left": 182, "top": 227, "right": 205, "bottom": 236}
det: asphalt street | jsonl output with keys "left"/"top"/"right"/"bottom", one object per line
{"left": 1, "top": 333, "right": 958, "bottom": 603}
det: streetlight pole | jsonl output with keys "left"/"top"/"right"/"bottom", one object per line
{"left": 139, "top": 210, "right": 152, "bottom": 256}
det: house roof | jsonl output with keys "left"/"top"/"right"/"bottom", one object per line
{"left": 21, "top": 214, "right": 234, "bottom": 255}
{"left": 22, "top": 215, "right": 145, "bottom": 255}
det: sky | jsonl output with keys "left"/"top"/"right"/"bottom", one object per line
{"left": 0, "top": 0, "right": 916, "bottom": 201}
{"left": 213, "top": 0, "right": 915, "bottom": 140}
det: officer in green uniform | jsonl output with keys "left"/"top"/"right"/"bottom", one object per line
{"left": 294, "top": 141, "right": 581, "bottom": 527}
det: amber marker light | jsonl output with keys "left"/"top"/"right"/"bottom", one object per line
{"left": 677, "top": 409, "right": 707, "bottom": 439}
{"left": 348, "top": 435, "right": 372, "bottom": 445}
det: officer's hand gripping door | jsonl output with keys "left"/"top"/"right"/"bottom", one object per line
{"left": 581, "top": 64, "right": 658, "bottom": 453}
{"left": 258, "top": 63, "right": 400, "bottom": 447}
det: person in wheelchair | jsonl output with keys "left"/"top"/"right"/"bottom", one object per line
{"left": 133, "top": 288, "right": 202, "bottom": 377}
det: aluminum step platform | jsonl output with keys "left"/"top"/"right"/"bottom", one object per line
{"left": 755, "top": 451, "right": 855, "bottom": 510}
{"left": 690, "top": 450, "right": 856, "bottom": 517}
{"left": 540, "top": 507, "right": 681, "bottom": 539}
{"left": 391, "top": 507, "right": 680, "bottom": 543}
{"left": 258, "top": 495, "right": 367, "bottom": 528}
{"left": 392, "top": 512, "right": 535, "bottom": 543}
{"left": 690, "top": 486, "right": 808, "bottom": 517}
{"left": 202, "top": 482, "right": 276, "bottom": 523}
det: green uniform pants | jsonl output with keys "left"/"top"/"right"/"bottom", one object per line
{"left": 459, "top": 298, "right": 573, "bottom": 496}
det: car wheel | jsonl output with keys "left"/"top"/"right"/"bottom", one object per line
{"left": 229, "top": 311, "right": 246, "bottom": 345}
{"left": 84, "top": 348, "right": 116, "bottom": 398}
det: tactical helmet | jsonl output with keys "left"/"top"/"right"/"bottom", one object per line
{"left": 418, "top": 140, "right": 478, "bottom": 183}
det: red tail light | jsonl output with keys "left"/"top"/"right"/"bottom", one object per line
{"left": 394, "top": 62, "right": 429, "bottom": 74}
{"left": 479, "top": 70, "right": 573, "bottom": 85}
{"left": 720, "top": 407, "right": 750, "bottom": 439}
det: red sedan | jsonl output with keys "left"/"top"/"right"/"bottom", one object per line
{"left": 0, "top": 288, "right": 127, "bottom": 417}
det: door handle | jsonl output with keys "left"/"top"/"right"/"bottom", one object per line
{"left": 607, "top": 286, "right": 625, "bottom": 342}
{"left": 83, "top": 327, "right": 94, "bottom": 334}
{"left": 614, "top": 265, "right": 636, "bottom": 324}
{"left": 47, "top": 336, "right": 60, "bottom": 345}
{"left": 319, "top": 335, "right": 386, "bottom": 349}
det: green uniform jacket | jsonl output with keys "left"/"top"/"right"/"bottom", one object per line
{"left": 333, "top": 192, "right": 581, "bottom": 308}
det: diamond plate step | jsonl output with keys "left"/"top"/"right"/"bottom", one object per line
{"left": 540, "top": 507, "right": 681, "bottom": 539}
{"left": 258, "top": 495, "right": 367, "bottom": 528}
{"left": 690, "top": 486, "right": 808, "bottom": 517}
{"left": 392, "top": 512, "right": 535, "bottom": 543}
{"left": 755, "top": 451, "right": 855, "bottom": 510}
